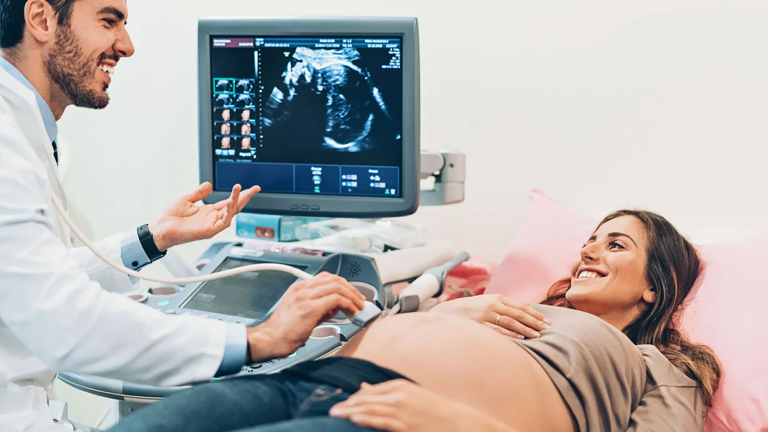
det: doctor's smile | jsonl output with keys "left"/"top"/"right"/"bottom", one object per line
{"left": 1, "top": 0, "right": 764, "bottom": 431}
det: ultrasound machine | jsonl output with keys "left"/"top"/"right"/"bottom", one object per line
{"left": 58, "top": 16, "right": 466, "bottom": 420}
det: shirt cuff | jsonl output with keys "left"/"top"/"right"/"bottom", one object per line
{"left": 120, "top": 229, "right": 151, "bottom": 271}
{"left": 216, "top": 322, "right": 248, "bottom": 376}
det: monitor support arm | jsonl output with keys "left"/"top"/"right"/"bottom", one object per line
{"left": 420, "top": 150, "right": 465, "bottom": 206}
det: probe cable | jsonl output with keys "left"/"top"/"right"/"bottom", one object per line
{"left": 50, "top": 195, "right": 313, "bottom": 284}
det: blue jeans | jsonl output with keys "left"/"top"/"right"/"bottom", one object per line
{"left": 108, "top": 374, "right": 376, "bottom": 432}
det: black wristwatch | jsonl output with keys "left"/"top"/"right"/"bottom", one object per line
{"left": 137, "top": 224, "right": 167, "bottom": 262}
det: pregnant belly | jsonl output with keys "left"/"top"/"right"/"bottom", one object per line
{"left": 336, "top": 313, "right": 575, "bottom": 432}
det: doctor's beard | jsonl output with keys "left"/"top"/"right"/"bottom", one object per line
{"left": 44, "top": 24, "right": 112, "bottom": 109}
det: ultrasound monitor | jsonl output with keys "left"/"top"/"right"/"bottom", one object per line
{"left": 198, "top": 18, "right": 420, "bottom": 217}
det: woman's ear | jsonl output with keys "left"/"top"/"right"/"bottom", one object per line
{"left": 642, "top": 288, "right": 656, "bottom": 304}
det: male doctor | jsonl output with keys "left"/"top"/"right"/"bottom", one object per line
{"left": 0, "top": 0, "right": 367, "bottom": 430}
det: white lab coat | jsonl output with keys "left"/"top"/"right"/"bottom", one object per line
{"left": 0, "top": 66, "right": 230, "bottom": 431}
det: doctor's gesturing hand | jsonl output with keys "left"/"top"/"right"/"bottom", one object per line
{"left": 429, "top": 294, "right": 550, "bottom": 339}
{"left": 147, "top": 182, "right": 260, "bottom": 251}
{"left": 246, "top": 272, "right": 367, "bottom": 363}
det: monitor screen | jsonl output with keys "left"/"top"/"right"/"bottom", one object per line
{"left": 210, "top": 36, "right": 403, "bottom": 198}
{"left": 198, "top": 18, "right": 419, "bottom": 218}
{"left": 181, "top": 258, "right": 307, "bottom": 320}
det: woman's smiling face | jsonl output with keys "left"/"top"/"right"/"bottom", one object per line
{"left": 566, "top": 216, "right": 656, "bottom": 324}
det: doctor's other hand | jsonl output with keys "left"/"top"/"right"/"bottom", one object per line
{"left": 429, "top": 294, "right": 550, "bottom": 339}
{"left": 245, "top": 272, "right": 366, "bottom": 362}
{"left": 330, "top": 380, "right": 518, "bottom": 432}
{"left": 148, "top": 182, "right": 260, "bottom": 251}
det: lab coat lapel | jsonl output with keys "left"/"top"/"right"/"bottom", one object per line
{"left": 0, "top": 67, "right": 70, "bottom": 241}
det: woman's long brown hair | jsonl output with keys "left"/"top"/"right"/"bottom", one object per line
{"left": 542, "top": 210, "right": 721, "bottom": 406}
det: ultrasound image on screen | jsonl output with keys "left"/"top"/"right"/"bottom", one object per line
{"left": 236, "top": 79, "right": 254, "bottom": 94}
{"left": 209, "top": 36, "right": 404, "bottom": 196}
{"left": 239, "top": 136, "right": 253, "bottom": 150}
{"left": 239, "top": 122, "right": 252, "bottom": 136}
{"left": 261, "top": 47, "right": 401, "bottom": 164}
{"left": 216, "top": 136, "right": 232, "bottom": 149}
{"left": 215, "top": 78, "right": 234, "bottom": 93}
{"left": 214, "top": 94, "right": 234, "bottom": 108}
{"left": 215, "top": 108, "right": 232, "bottom": 121}
{"left": 237, "top": 109, "right": 252, "bottom": 121}
{"left": 236, "top": 94, "right": 255, "bottom": 108}
{"left": 213, "top": 122, "right": 231, "bottom": 135}
{"left": 181, "top": 258, "right": 306, "bottom": 320}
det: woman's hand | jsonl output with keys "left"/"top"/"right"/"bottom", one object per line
{"left": 429, "top": 294, "right": 550, "bottom": 339}
{"left": 329, "top": 380, "right": 515, "bottom": 432}
{"left": 148, "top": 182, "right": 259, "bottom": 251}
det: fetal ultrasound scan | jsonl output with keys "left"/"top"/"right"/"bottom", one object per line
{"left": 262, "top": 47, "right": 400, "bottom": 159}
{"left": 214, "top": 94, "right": 234, "bottom": 108}
{"left": 237, "top": 109, "right": 252, "bottom": 121}
{"left": 216, "top": 108, "right": 232, "bottom": 121}
{"left": 217, "top": 136, "right": 232, "bottom": 149}
{"left": 236, "top": 94, "right": 255, "bottom": 108}
{"left": 236, "top": 79, "right": 254, "bottom": 94}
{"left": 215, "top": 78, "right": 234, "bottom": 93}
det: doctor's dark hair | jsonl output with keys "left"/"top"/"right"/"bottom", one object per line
{"left": 541, "top": 210, "right": 721, "bottom": 408}
{"left": 0, "top": 0, "right": 77, "bottom": 49}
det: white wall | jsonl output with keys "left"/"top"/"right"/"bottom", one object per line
{"left": 59, "top": 0, "right": 768, "bottom": 266}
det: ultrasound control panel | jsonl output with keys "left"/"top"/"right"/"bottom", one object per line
{"left": 58, "top": 242, "right": 384, "bottom": 401}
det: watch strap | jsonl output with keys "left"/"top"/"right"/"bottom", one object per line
{"left": 137, "top": 224, "right": 166, "bottom": 262}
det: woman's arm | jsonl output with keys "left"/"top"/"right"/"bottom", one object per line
{"left": 330, "top": 380, "right": 519, "bottom": 432}
{"left": 626, "top": 386, "right": 705, "bottom": 432}
{"left": 429, "top": 294, "right": 550, "bottom": 340}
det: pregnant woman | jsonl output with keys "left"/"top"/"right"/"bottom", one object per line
{"left": 111, "top": 210, "right": 720, "bottom": 432}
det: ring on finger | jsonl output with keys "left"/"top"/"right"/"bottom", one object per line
{"left": 495, "top": 314, "right": 502, "bottom": 326}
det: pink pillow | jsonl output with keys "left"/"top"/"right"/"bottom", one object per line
{"left": 485, "top": 189, "right": 768, "bottom": 432}
{"left": 485, "top": 190, "right": 595, "bottom": 303}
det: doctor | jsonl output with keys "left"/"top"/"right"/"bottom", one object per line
{"left": 0, "top": 0, "right": 367, "bottom": 430}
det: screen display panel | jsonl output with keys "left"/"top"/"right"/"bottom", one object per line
{"left": 210, "top": 36, "right": 403, "bottom": 198}
{"left": 181, "top": 258, "right": 307, "bottom": 320}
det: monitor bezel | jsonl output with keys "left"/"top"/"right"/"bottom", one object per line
{"left": 198, "top": 17, "right": 420, "bottom": 218}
